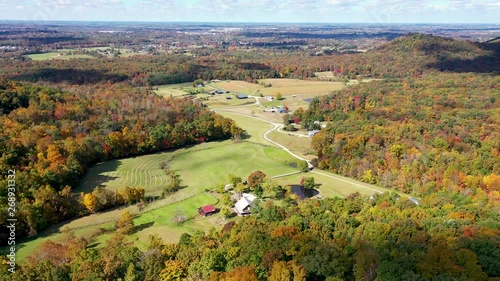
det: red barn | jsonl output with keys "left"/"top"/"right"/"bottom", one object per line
{"left": 198, "top": 205, "right": 217, "bottom": 217}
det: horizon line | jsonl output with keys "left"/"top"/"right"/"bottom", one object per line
{"left": 0, "top": 19, "right": 499, "bottom": 25}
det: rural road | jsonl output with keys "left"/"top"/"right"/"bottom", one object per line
{"left": 216, "top": 108, "right": 389, "bottom": 195}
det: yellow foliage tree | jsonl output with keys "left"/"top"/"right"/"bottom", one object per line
{"left": 83, "top": 193, "right": 97, "bottom": 213}
{"left": 160, "top": 260, "right": 186, "bottom": 281}
{"left": 117, "top": 210, "right": 134, "bottom": 234}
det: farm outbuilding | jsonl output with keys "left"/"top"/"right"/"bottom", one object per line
{"left": 236, "top": 94, "right": 248, "bottom": 99}
{"left": 198, "top": 205, "right": 217, "bottom": 217}
{"left": 234, "top": 193, "right": 257, "bottom": 216}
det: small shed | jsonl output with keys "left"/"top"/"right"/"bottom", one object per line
{"left": 236, "top": 94, "right": 248, "bottom": 99}
{"left": 198, "top": 205, "right": 217, "bottom": 217}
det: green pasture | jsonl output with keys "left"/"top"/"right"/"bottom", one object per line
{"left": 218, "top": 111, "right": 274, "bottom": 146}
{"left": 26, "top": 52, "right": 95, "bottom": 61}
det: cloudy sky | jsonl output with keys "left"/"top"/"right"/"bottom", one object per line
{"left": 0, "top": 0, "right": 499, "bottom": 23}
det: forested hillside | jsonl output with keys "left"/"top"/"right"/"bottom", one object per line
{"left": 2, "top": 191, "right": 499, "bottom": 280}
{"left": 2, "top": 34, "right": 497, "bottom": 86}
{"left": 301, "top": 73, "right": 499, "bottom": 195}
{"left": 0, "top": 80, "right": 240, "bottom": 242}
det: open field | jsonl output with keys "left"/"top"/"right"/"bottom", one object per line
{"left": 210, "top": 80, "right": 262, "bottom": 94}
{"left": 15, "top": 139, "right": 297, "bottom": 262}
{"left": 25, "top": 47, "right": 144, "bottom": 61}
{"left": 198, "top": 94, "right": 256, "bottom": 108}
{"left": 267, "top": 130, "right": 314, "bottom": 160}
{"left": 314, "top": 71, "right": 341, "bottom": 81}
{"left": 273, "top": 170, "right": 394, "bottom": 198}
{"left": 26, "top": 52, "right": 95, "bottom": 61}
{"left": 154, "top": 82, "right": 212, "bottom": 97}
{"left": 11, "top": 192, "right": 222, "bottom": 262}
{"left": 78, "top": 138, "right": 297, "bottom": 195}
{"left": 257, "top": 79, "right": 345, "bottom": 96}
{"left": 211, "top": 79, "right": 345, "bottom": 97}
{"left": 130, "top": 192, "right": 221, "bottom": 247}
{"left": 218, "top": 111, "right": 275, "bottom": 145}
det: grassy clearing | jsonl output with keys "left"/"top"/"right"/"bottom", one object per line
{"left": 170, "top": 142, "right": 297, "bottom": 191}
{"left": 257, "top": 79, "right": 345, "bottom": 96}
{"left": 26, "top": 52, "right": 95, "bottom": 61}
{"left": 218, "top": 111, "right": 274, "bottom": 146}
{"left": 211, "top": 80, "right": 263, "bottom": 94}
{"left": 131, "top": 192, "right": 220, "bottom": 247}
{"left": 198, "top": 94, "right": 256, "bottom": 108}
{"left": 13, "top": 139, "right": 297, "bottom": 262}
{"left": 314, "top": 71, "right": 341, "bottom": 81}
{"left": 273, "top": 171, "right": 392, "bottom": 198}
{"left": 267, "top": 131, "right": 314, "bottom": 160}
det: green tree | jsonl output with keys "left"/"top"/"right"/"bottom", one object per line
{"left": 228, "top": 173, "right": 242, "bottom": 187}
{"left": 262, "top": 179, "right": 282, "bottom": 199}
{"left": 297, "top": 160, "right": 309, "bottom": 172}
{"left": 124, "top": 263, "right": 138, "bottom": 281}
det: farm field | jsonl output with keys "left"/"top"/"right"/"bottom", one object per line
{"left": 154, "top": 82, "right": 210, "bottom": 97}
{"left": 218, "top": 111, "right": 275, "bottom": 146}
{"left": 25, "top": 47, "right": 143, "bottom": 61}
{"left": 273, "top": 170, "right": 394, "bottom": 198}
{"left": 26, "top": 52, "right": 95, "bottom": 61}
{"left": 12, "top": 192, "right": 222, "bottom": 263}
{"left": 198, "top": 94, "right": 256, "bottom": 108}
{"left": 210, "top": 80, "right": 263, "bottom": 94}
{"left": 77, "top": 138, "right": 297, "bottom": 196}
{"left": 257, "top": 78, "right": 345, "bottom": 96}
{"left": 267, "top": 130, "right": 314, "bottom": 160}
{"left": 16, "top": 139, "right": 298, "bottom": 262}
{"left": 211, "top": 79, "right": 345, "bottom": 97}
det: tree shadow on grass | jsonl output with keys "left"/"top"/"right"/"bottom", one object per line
{"left": 77, "top": 160, "right": 121, "bottom": 193}
{"left": 132, "top": 222, "right": 155, "bottom": 234}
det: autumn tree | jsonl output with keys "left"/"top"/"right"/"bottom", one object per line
{"left": 247, "top": 171, "right": 267, "bottom": 189}
{"left": 117, "top": 210, "right": 135, "bottom": 234}
{"left": 160, "top": 260, "right": 186, "bottom": 281}
{"left": 83, "top": 193, "right": 97, "bottom": 213}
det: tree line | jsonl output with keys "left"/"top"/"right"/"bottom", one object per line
{"left": 0, "top": 79, "right": 241, "bottom": 242}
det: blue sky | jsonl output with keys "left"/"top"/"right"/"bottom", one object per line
{"left": 0, "top": 0, "right": 499, "bottom": 23}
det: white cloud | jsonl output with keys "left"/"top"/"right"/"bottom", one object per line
{"left": 0, "top": 0, "right": 498, "bottom": 22}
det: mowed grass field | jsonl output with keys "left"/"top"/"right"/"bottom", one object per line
{"left": 211, "top": 80, "right": 262, "bottom": 94}
{"left": 257, "top": 79, "right": 345, "bottom": 96}
{"left": 267, "top": 131, "right": 314, "bottom": 160}
{"left": 211, "top": 79, "right": 345, "bottom": 97}
{"left": 15, "top": 138, "right": 298, "bottom": 263}
{"left": 273, "top": 171, "right": 393, "bottom": 198}
{"left": 26, "top": 52, "right": 95, "bottom": 61}
{"left": 77, "top": 138, "right": 297, "bottom": 196}
{"left": 25, "top": 47, "right": 143, "bottom": 61}
{"left": 218, "top": 111, "right": 275, "bottom": 146}
{"left": 154, "top": 83, "right": 210, "bottom": 97}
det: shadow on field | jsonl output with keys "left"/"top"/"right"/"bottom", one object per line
{"left": 132, "top": 222, "right": 155, "bottom": 234}
{"left": 77, "top": 160, "right": 121, "bottom": 193}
